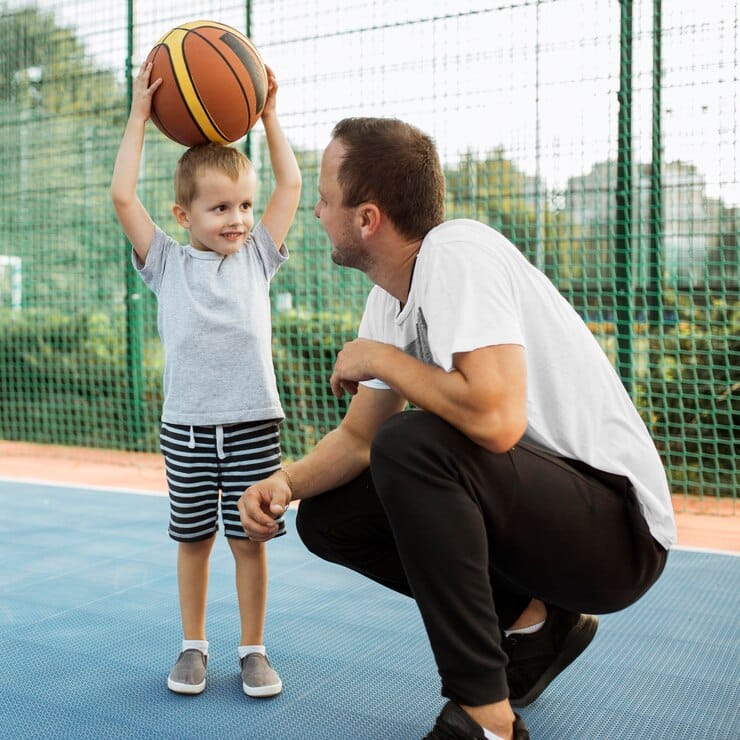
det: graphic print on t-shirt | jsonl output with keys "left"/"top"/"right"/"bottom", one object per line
{"left": 403, "top": 307, "right": 436, "bottom": 366}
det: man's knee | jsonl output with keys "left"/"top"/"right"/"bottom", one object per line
{"left": 295, "top": 496, "right": 325, "bottom": 557}
{"left": 371, "top": 409, "right": 454, "bottom": 463}
{"left": 295, "top": 479, "right": 385, "bottom": 575}
{"left": 295, "top": 472, "right": 374, "bottom": 562}
{"left": 370, "top": 410, "right": 468, "bottom": 514}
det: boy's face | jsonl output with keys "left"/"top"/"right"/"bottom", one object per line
{"left": 173, "top": 166, "right": 257, "bottom": 255}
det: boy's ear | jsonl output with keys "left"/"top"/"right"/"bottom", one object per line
{"left": 172, "top": 204, "right": 190, "bottom": 228}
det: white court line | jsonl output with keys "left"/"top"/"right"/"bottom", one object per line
{"left": 0, "top": 476, "right": 298, "bottom": 507}
{"left": 0, "top": 475, "right": 167, "bottom": 497}
{"left": 671, "top": 544, "right": 740, "bottom": 558}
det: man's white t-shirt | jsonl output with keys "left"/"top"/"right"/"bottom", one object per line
{"left": 358, "top": 219, "right": 676, "bottom": 549}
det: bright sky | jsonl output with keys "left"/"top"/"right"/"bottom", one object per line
{"left": 13, "top": 0, "right": 740, "bottom": 204}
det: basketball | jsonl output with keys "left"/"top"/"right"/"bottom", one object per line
{"left": 144, "top": 20, "right": 268, "bottom": 147}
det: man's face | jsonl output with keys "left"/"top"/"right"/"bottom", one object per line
{"left": 315, "top": 138, "right": 373, "bottom": 272}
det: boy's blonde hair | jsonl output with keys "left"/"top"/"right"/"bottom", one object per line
{"left": 174, "top": 142, "right": 253, "bottom": 206}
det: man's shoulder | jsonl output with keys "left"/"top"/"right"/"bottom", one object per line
{"left": 421, "top": 219, "right": 517, "bottom": 264}
{"left": 428, "top": 218, "right": 495, "bottom": 237}
{"left": 364, "top": 283, "right": 395, "bottom": 309}
{"left": 423, "top": 218, "right": 510, "bottom": 249}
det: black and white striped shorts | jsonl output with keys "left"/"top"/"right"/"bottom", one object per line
{"left": 159, "top": 420, "right": 285, "bottom": 542}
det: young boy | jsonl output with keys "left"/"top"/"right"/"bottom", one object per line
{"left": 111, "top": 61, "right": 301, "bottom": 697}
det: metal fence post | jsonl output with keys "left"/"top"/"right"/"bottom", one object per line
{"left": 615, "top": 0, "right": 634, "bottom": 395}
{"left": 648, "top": 0, "right": 663, "bottom": 328}
{"left": 123, "top": 0, "right": 147, "bottom": 449}
{"left": 244, "top": 0, "right": 254, "bottom": 161}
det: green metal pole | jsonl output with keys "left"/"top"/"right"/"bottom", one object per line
{"left": 615, "top": 0, "right": 634, "bottom": 395}
{"left": 124, "top": 0, "right": 147, "bottom": 449}
{"left": 244, "top": 0, "right": 254, "bottom": 161}
{"left": 534, "top": 0, "right": 545, "bottom": 272}
{"left": 648, "top": 0, "right": 663, "bottom": 327}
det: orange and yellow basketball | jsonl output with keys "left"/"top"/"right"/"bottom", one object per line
{"left": 145, "top": 20, "right": 268, "bottom": 147}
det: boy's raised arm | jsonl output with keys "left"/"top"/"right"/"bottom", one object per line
{"left": 111, "top": 62, "right": 162, "bottom": 264}
{"left": 258, "top": 67, "right": 302, "bottom": 250}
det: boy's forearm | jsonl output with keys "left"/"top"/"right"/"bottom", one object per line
{"left": 261, "top": 113, "right": 301, "bottom": 189}
{"left": 111, "top": 117, "right": 145, "bottom": 204}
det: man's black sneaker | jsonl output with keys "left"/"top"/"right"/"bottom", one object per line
{"left": 504, "top": 605, "right": 598, "bottom": 708}
{"left": 423, "top": 701, "right": 530, "bottom": 739}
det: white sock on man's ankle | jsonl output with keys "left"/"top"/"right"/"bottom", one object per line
{"left": 503, "top": 618, "right": 545, "bottom": 637}
{"left": 182, "top": 639, "right": 209, "bottom": 656}
{"left": 238, "top": 644, "right": 266, "bottom": 659}
{"left": 482, "top": 728, "right": 507, "bottom": 740}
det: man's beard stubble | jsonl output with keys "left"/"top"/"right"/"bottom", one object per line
{"left": 330, "top": 227, "right": 374, "bottom": 273}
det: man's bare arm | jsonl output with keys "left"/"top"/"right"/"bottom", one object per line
{"left": 331, "top": 340, "right": 527, "bottom": 454}
{"left": 237, "top": 385, "right": 406, "bottom": 539}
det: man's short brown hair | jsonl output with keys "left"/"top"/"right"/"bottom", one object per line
{"left": 331, "top": 117, "right": 445, "bottom": 241}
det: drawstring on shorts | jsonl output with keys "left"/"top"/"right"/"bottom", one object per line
{"left": 186, "top": 424, "right": 225, "bottom": 459}
{"left": 215, "top": 424, "right": 225, "bottom": 460}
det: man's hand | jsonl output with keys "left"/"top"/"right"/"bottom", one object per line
{"left": 330, "top": 338, "right": 390, "bottom": 398}
{"left": 237, "top": 472, "right": 291, "bottom": 542}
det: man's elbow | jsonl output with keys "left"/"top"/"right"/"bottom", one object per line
{"left": 474, "top": 412, "right": 527, "bottom": 454}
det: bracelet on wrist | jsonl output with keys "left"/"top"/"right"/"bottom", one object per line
{"left": 280, "top": 467, "right": 295, "bottom": 504}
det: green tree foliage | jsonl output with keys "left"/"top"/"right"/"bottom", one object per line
{"left": 0, "top": 4, "right": 128, "bottom": 311}
{"left": 444, "top": 148, "right": 577, "bottom": 294}
{"left": 0, "top": 4, "right": 118, "bottom": 115}
{"left": 636, "top": 295, "right": 739, "bottom": 497}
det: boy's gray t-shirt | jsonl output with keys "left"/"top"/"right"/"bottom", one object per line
{"left": 133, "top": 222, "right": 287, "bottom": 425}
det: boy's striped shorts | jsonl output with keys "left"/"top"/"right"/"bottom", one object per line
{"left": 159, "top": 420, "right": 285, "bottom": 542}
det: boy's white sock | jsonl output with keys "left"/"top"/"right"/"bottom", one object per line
{"left": 503, "top": 619, "right": 545, "bottom": 637}
{"left": 182, "top": 639, "right": 209, "bottom": 656}
{"left": 238, "top": 644, "right": 266, "bottom": 659}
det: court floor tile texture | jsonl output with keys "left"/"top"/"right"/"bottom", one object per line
{"left": 0, "top": 481, "right": 737, "bottom": 739}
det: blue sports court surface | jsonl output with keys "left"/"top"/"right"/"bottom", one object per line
{"left": 0, "top": 479, "right": 738, "bottom": 739}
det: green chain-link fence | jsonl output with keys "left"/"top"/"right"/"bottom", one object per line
{"left": 0, "top": 1, "right": 737, "bottom": 505}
